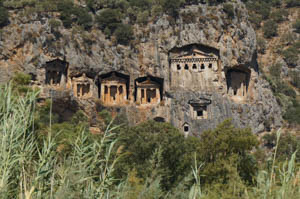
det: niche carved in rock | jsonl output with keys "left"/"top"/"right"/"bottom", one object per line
{"left": 45, "top": 59, "right": 68, "bottom": 87}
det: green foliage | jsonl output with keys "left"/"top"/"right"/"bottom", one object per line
{"left": 197, "top": 120, "right": 259, "bottom": 185}
{"left": 292, "top": 20, "right": 300, "bottom": 33}
{"left": 11, "top": 72, "right": 32, "bottom": 93}
{"left": 290, "top": 70, "right": 300, "bottom": 89}
{"left": 263, "top": 20, "right": 278, "bottom": 38}
{"left": 74, "top": 7, "right": 93, "bottom": 30}
{"left": 286, "top": 0, "right": 300, "bottom": 7}
{"left": 257, "top": 37, "right": 266, "bottom": 53}
{"left": 282, "top": 46, "right": 299, "bottom": 67}
{"left": 269, "top": 63, "right": 282, "bottom": 79}
{"left": 114, "top": 23, "right": 134, "bottom": 45}
{"left": 0, "top": 5, "right": 9, "bottom": 27}
{"left": 223, "top": 3, "right": 235, "bottom": 18}
{"left": 96, "top": 8, "right": 121, "bottom": 33}
{"left": 263, "top": 132, "right": 300, "bottom": 162}
{"left": 284, "top": 99, "right": 300, "bottom": 125}
{"left": 249, "top": 13, "right": 262, "bottom": 29}
{"left": 115, "top": 120, "right": 197, "bottom": 190}
{"left": 161, "top": 0, "right": 182, "bottom": 17}
{"left": 270, "top": 9, "right": 288, "bottom": 23}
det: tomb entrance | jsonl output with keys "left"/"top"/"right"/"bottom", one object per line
{"left": 189, "top": 98, "right": 211, "bottom": 120}
{"left": 182, "top": 122, "right": 190, "bottom": 137}
{"left": 226, "top": 67, "right": 251, "bottom": 100}
{"left": 72, "top": 73, "right": 94, "bottom": 98}
{"left": 135, "top": 76, "right": 163, "bottom": 105}
{"left": 45, "top": 59, "right": 68, "bottom": 86}
{"left": 99, "top": 72, "right": 129, "bottom": 106}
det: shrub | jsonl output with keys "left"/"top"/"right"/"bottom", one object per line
{"left": 74, "top": 7, "right": 93, "bottom": 30}
{"left": 257, "top": 37, "right": 266, "bottom": 54}
{"left": 263, "top": 20, "right": 278, "bottom": 38}
{"left": 286, "top": 0, "right": 300, "bottom": 8}
{"left": 249, "top": 13, "right": 262, "bottom": 29}
{"left": 114, "top": 23, "right": 134, "bottom": 45}
{"left": 115, "top": 120, "right": 198, "bottom": 190}
{"left": 96, "top": 8, "right": 122, "bottom": 37}
{"left": 49, "top": 19, "right": 61, "bottom": 29}
{"left": 270, "top": 9, "right": 288, "bottom": 23}
{"left": 282, "top": 46, "right": 299, "bottom": 67}
{"left": 290, "top": 70, "right": 300, "bottom": 88}
{"left": 292, "top": 20, "right": 300, "bottom": 33}
{"left": 0, "top": 6, "right": 9, "bottom": 27}
{"left": 161, "top": 0, "right": 182, "bottom": 17}
{"left": 223, "top": 3, "right": 235, "bottom": 18}
{"left": 269, "top": 63, "right": 281, "bottom": 79}
{"left": 284, "top": 100, "right": 300, "bottom": 125}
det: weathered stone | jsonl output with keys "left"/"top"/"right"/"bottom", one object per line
{"left": 0, "top": 0, "right": 282, "bottom": 135}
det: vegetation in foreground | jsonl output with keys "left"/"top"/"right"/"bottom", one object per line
{"left": 0, "top": 80, "right": 299, "bottom": 198}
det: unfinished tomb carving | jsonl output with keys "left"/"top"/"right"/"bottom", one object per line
{"left": 189, "top": 98, "right": 211, "bottom": 120}
{"left": 135, "top": 76, "right": 163, "bottom": 105}
{"left": 72, "top": 73, "right": 94, "bottom": 98}
{"left": 45, "top": 59, "right": 68, "bottom": 86}
{"left": 99, "top": 72, "right": 129, "bottom": 106}
{"left": 226, "top": 67, "right": 250, "bottom": 100}
{"left": 169, "top": 44, "right": 219, "bottom": 89}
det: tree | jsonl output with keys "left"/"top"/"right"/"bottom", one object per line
{"left": 96, "top": 8, "right": 121, "bottom": 33}
{"left": 197, "top": 120, "right": 259, "bottom": 185}
{"left": 115, "top": 120, "right": 199, "bottom": 190}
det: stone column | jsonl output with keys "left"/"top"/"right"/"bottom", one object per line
{"left": 116, "top": 85, "right": 120, "bottom": 104}
{"left": 108, "top": 86, "right": 111, "bottom": 104}
{"left": 156, "top": 88, "right": 160, "bottom": 103}
{"left": 137, "top": 87, "right": 141, "bottom": 104}
{"left": 101, "top": 84, "right": 104, "bottom": 102}
{"left": 143, "top": 89, "right": 147, "bottom": 104}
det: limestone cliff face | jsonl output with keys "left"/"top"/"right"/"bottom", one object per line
{"left": 0, "top": 0, "right": 282, "bottom": 134}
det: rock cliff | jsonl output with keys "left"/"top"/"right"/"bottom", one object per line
{"left": 0, "top": 0, "right": 282, "bottom": 134}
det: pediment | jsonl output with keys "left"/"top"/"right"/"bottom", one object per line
{"left": 189, "top": 98, "right": 211, "bottom": 107}
{"left": 174, "top": 49, "right": 215, "bottom": 59}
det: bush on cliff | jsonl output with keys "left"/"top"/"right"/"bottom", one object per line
{"left": 0, "top": 6, "right": 9, "bottom": 28}
{"left": 282, "top": 46, "right": 299, "bottom": 67}
{"left": 263, "top": 20, "right": 278, "bottom": 38}
{"left": 114, "top": 23, "right": 134, "bottom": 45}
{"left": 293, "top": 20, "right": 300, "bottom": 33}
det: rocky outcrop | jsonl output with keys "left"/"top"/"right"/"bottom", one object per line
{"left": 0, "top": 0, "right": 282, "bottom": 134}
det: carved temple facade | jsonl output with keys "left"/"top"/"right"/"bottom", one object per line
{"left": 99, "top": 72, "right": 129, "bottom": 106}
{"left": 169, "top": 45, "right": 220, "bottom": 90}
{"left": 45, "top": 59, "right": 68, "bottom": 87}
{"left": 72, "top": 73, "right": 94, "bottom": 98}
{"left": 135, "top": 77, "right": 162, "bottom": 105}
